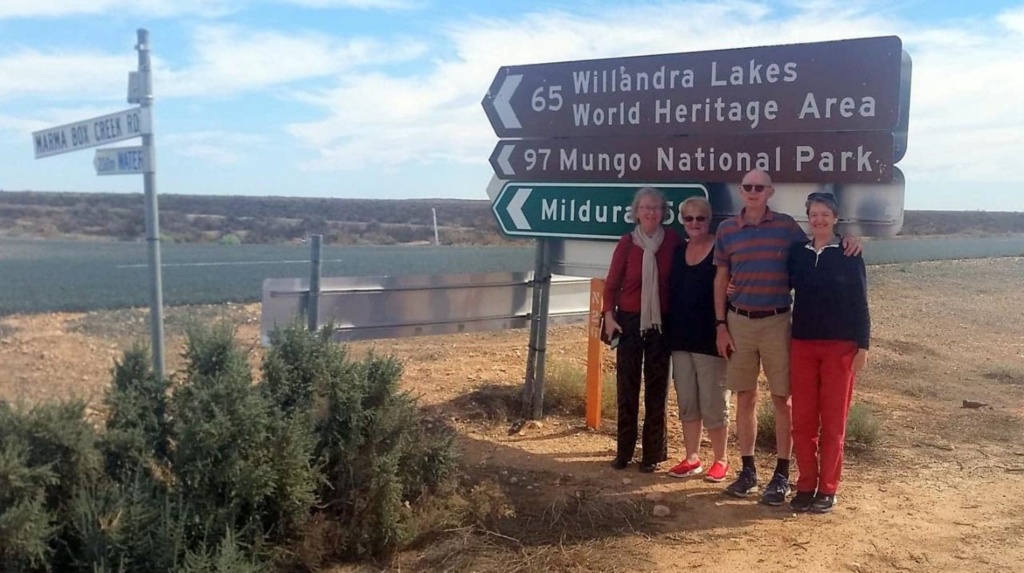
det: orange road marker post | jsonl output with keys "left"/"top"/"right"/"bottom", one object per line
{"left": 586, "top": 278, "right": 605, "bottom": 430}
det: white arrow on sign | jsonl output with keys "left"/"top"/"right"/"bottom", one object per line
{"left": 508, "top": 187, "right": 531, "bottom": 230}
{"left": 495, "top": 143, "right": 515, "bottom": 177}
{"left": 493, "top": 74, "right": 522, "bottom": 130}
{"left": 32, "top": 107, "right": 151, "bottom": 159}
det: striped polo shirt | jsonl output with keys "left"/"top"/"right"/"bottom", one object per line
{"left": 713, "top": 208, "right": 807, "bottom": 311}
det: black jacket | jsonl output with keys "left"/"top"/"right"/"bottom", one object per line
{"left": 788, "top": 239, "right": 870, "bottom": 349}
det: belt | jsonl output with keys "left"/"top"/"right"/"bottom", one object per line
{"left": 729, "top": 304, "right": 790, "bottom": 319}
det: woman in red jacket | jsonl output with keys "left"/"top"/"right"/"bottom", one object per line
{"left": 603, "top": 187, "right": 682, "bottom": 473}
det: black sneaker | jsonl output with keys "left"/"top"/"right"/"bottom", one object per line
{"left": 790, "top": 490, "right": 816, "bottom": 512}
{"left": 610, "top": 457, "right": 631, "bottom": 470}
{"left": 638, "top": 463, "right": 657, "bottom": 473}
{"left": 760, "top": 473, "right": 791, "bottom": 506}
{"left": 810, "top": 493, "right": 836, "bottom": 513}
{"left": 723, "top": 467, "right": 759, "bottom": 498}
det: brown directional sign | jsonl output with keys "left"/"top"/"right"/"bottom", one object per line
{"left": 482, "top": 36, "right": 903, "bottom": 138}
{"left": 489, "top": 132, "right": 895, "bottom": 184}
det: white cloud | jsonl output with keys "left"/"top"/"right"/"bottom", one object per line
{"left": 159, "top": 25, "right": 426, "bottom": 97}
{"left": 997, "top": 5, "right": 1024, "bottom": 34}
{"left": 0, "top": 51, "right": 133, "bottom": 101}
{"left": 164, "top": 131, "right": 266, "bottom": 164}
{"left": 285, "top": 0, "right": 1024, "bottom": 192}
{"left": 0, "top": 0, "right": 238, "bottom": 19}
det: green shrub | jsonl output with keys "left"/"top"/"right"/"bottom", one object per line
{"left": 756, "top": 399, "right": 777, "bottom": 450}
{"left": 755, "top": 400, "right": 880, "bottom": 450}
{"left": 540, "top": 360, "right": 617, "bottom": 418}
{"left": 101, "top": 345, "right": 170, "bottom": 480}
{"left": 171, "top": 322, "right": 316, "bottom": 550}
{"left": 0, "top": 433, "right": 58, "bottom": 571}
{"left": 845, "top": 403, "right": 881, "bottom": 446}
{"left": 0, "top": 320, "right": 460, "bottom": 571}
{"left": 267, "top": 321, "right": 460, "bottom": 559}
{"left": 0, "top": 400, "right": 111, "bottom": 570}
{"left": 219, "top": 234, "right": 242, "bottom": 246}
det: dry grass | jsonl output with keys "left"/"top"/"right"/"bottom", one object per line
{"left": 757, "top": 400, "right": 881, "bottom": 449}
{"left": 446, "top": 360, "right": 616, "bottom": 422}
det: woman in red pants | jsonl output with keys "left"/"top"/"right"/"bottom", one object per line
{"left": 787, "top": 192, "right": 870, "bottom": 514}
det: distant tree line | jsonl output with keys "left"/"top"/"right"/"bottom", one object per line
{"left": 2, "top": 190, "right": 1024, "bottom": 244}
{"left": 0, "top": 191, "right": 519, "bottom": 245}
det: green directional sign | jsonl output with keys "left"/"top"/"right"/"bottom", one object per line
{"left": 492, "top": 182, "right": 708, "bottom": 240}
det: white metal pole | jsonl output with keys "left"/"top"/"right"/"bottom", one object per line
{"left": 137, "top": 28, "right": 165, "bottom": 377}
{"left": 432, "top": 207, "right": 440, "bottom": 245}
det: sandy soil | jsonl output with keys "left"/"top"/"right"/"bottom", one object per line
{"left": 2, "top": 258, "right": 1024, "bottom": 573}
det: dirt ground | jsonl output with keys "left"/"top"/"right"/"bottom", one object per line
{"left": 2, "top": 258, "right": 1024, "bottom": 572}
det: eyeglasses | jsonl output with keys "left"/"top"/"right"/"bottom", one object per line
{"left": 682, "top": 216, "right": 708, "bottom": 222}
{"left": 741, "top": 184, "right": 768, "bottom": 193}
{"left": 638, "top": 205, "right": 663, "bottom": 212}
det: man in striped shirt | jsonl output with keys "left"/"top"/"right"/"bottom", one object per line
{"left": 713, "top": 169, "right": 858, "bottom": 505}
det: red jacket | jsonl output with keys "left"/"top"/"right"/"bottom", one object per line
{"left": 603, "top": 228, "right": 681, "bottom": 314}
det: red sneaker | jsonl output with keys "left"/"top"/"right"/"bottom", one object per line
{"left": 704, "top": 461, "right": 729, "bottom": 483}
{"left": 668, "top": 458, "right": 703, "bottom": 478}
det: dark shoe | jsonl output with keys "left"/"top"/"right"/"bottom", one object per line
{"left": 638, "top": 462, "right": 657, "bottom": 473}
{"left": 810, "top": 493, "right": 836, "bottom": 513}
{"left": 760, "top": 473, "right": 791, "bottom": 506}
{"left": 790, "top": 490, "right": 816, "bottom": 512}
{"left": 723, "top": 467, "right": 758, "bottom": 498}
{"left": 611, "top": 458, "right": 631, "bottom": 470}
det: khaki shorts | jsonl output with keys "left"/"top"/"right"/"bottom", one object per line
{"left": 725, "top": 311, "right": 791, "bottom": 397}
{"left": 671, "top": 351, "right": 730, "bottom": 429}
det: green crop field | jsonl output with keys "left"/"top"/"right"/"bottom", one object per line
{"left": 0, "top": 238, "right": 535, "bottom": 316}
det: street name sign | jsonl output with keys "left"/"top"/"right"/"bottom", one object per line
{"left": 490, "top": 131, "right": 894, "bottom": 184}
{"left": 482, "top": 36, "right": 903, "bottom": 138}
{"left": 32, "top": 107, "right": 152, "bottom": 159}
{"left": 492, "top": 182, "right": 707, "bottom": 240}
{"left": 94, "top": 146, "right": 152, "bottom": 175}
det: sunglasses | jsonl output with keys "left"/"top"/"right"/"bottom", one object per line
{"left": 741, "top": 184, "right": 768, "bottom": 193}
{"left": 682, "top": 215, "right": 708, "bottom": 222}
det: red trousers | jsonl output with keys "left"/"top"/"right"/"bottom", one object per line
{"left": 791, "top": 339, "right": 858, "bottom": 495}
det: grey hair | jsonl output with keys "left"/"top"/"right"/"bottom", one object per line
{"left": 631, "top": 186, "right": 667, "bottom": 214}
{"left": 679, "top": 196, "right": 712, "bottom": 218}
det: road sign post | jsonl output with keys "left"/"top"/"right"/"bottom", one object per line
{"left": 135, "top": 28, "right": 166, "bottom": 379}
{"left": 32, "top": 29, "right": 165, "bottom": 377}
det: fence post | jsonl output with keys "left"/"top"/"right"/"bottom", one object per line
{"left": 307, "top": 234, "right": 322, "bottom": 332}
{"left": 585, "top": 278, "right": 605, "bottom": 429}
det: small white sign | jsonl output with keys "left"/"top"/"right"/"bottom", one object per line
{"left": 127, "top": 71, "right": 142, "bottom": 104}
{"left": 33, "top": 107, "right": 152, "bottom": 159}
{"left": 94, "top": 146, "right": 151, "bottom": 176}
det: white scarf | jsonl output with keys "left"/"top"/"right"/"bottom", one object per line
{"left": 631, "top": 225, "right": 664, "bottom": 332}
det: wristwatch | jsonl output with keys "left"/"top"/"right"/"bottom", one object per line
{"left": 715, "top": 319, "right": 728, "bottom": 327}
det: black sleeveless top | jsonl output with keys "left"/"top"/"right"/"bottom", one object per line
{"left": 665, "top": 240, "right": 718, "bottom": 356}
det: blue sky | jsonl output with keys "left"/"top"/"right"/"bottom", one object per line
{"left": 1, "top": 0, "right": 1022, "bottom": 210}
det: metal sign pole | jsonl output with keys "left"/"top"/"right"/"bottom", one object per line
{"left": 136, "top": 28, "right": 165, "bottom": 377}
{"left": 531, "top": 239, "right": 552, "bottom": 420}
{"left": 308, "top": 235, "right": 323, "bottom": 331}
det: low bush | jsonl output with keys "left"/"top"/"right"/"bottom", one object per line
{"left": 542, "top": 360, "right": 617, "bottom": 417}
{"left": 755, "top": 399, "right": 881, "bottom": 450}
{"left": 0, "top": 320, "right": 460, "bottom": 571}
